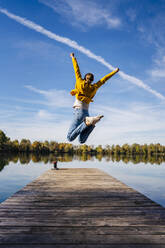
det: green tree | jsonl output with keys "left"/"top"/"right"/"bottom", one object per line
{"left": 96, "top": 145, "right": 103, "bottom": 154}
{"left": 19, "top": 139, "right": 31, "bottom": 152}
{"left": 11, "top": 140, "right": 19, "bottom": 152}
{"left": 0, "top": 130, "right": 10, "bottom": 151}
{"left": 32, "top": 141, "right": 42, "bottom": 153}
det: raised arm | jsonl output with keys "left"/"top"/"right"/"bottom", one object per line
{"left": 70, "top": 53, "right": 82, "bottom": 81}
{"left": 94, "top": 68, "right": 119, "bottom": 89}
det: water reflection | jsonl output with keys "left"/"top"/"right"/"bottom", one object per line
{"left": 0, "top": 153, "right": 165, "bottom": 207}
{"left": 0, "top": 152, "right": 165, "bottom": 172}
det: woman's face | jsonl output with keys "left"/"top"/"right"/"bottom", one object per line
{"left": 85, "top": 74, "right": 94, "bottom": 84}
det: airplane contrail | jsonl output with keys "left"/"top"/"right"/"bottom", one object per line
{"left": 0, "top": 7, "right": 164, "bottom": 100}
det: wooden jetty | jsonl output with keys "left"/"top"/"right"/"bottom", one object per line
{"left": 0, "top": 168, "right": 165, "bottom": 247}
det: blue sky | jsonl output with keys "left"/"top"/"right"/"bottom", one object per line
{"left": 0, "top": 0, "right": 165, "bottom": 146}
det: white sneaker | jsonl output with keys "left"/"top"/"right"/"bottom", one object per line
{"left": 85, "top": 115, "right": 104, "bottom": 126}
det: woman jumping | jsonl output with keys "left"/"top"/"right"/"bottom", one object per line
{"left": 67, "top": 53, "right": 119, "bottom": 144}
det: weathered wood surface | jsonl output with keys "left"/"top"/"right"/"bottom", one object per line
{"left": 0, "top": 168, "right": 165, "bottom": 248}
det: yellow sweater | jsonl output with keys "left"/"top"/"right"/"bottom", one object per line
{"left": 70, "top": 57, "right": 118, "bottom": 104}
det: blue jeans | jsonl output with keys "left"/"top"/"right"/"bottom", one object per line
{"left": 67, "top": 108, "right": 95, "bottom": 144}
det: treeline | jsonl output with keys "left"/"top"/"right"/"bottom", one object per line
{"left": 1, "top": 130, "right": 165, "bottom": 156}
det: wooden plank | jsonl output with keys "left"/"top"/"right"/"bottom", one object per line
{"left": 0, "top": 206, "right": 163, "bottom": 215}
{"left": 1, "top": 232, "right": 165, "bottom": 244}
{"left": 1, "top": 226, "right": 165, "bottom": 235}
{"left": 1, "top": 245, "right": 165, "bottom": 248}
{"left": 0, "top": 168, "right": 165, "bottom": 246}
{"left": 0, "top": 216, "right": 165, "bottom": 227}
{"left": 0, "top": 207, "right": 165, "bottom": 217}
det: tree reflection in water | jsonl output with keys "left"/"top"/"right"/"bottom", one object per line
{"left": 0, "top": 152, "right": 165, "bottom": 172}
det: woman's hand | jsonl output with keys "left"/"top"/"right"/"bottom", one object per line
{"left": 70, "top": 53, "right": 74, "bottom": 58}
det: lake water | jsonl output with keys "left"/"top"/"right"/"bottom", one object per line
{"left": 0, "top": 157, "right": 165, "bottom": 207}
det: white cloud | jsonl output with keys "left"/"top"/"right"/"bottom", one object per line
{"left": 1, "top": 7, "right": 165, "bottom": 145}
{"left": 137, "top": 10, "right": 165, "bottom": 80}
{"left": 37, "top": 109, "right": 54, "bottom": 120}
{"left": 0, "top": 7, "right": 164, "bottom": 101}
{"left": 88, "top": 103, "right": 165, "bottom": 145}
{"left": 94, "top": 103, "right": 165, "bottom": 133}
{"left": 151, "top": 69, "right": 165, "bottom": 78}
{"left": 1, "top": 95, "right": 165, "bottom": 145}
{"left": 0, "top": 102, "right": 71, "bottom": 143}
{"left": 1, "top": 120, "right": 70, "bottom": 143}
{"left": 25, "top": 85, "right": 73, "bottom": 108}
{"left": 39, "top": 0, "right": 121, "bottom": 29}
{"left": 126, "top": 8, "right": 137, "bottom": 22}
{"left": 150, "top": 54, "right": 165, "bottom": 79}
{"left": 138, "top": 10, "right": 165, "bottom": 48}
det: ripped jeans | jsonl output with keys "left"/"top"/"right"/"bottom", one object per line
{"left": 67, "top": 108, "right": 95, "bottom": 144}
